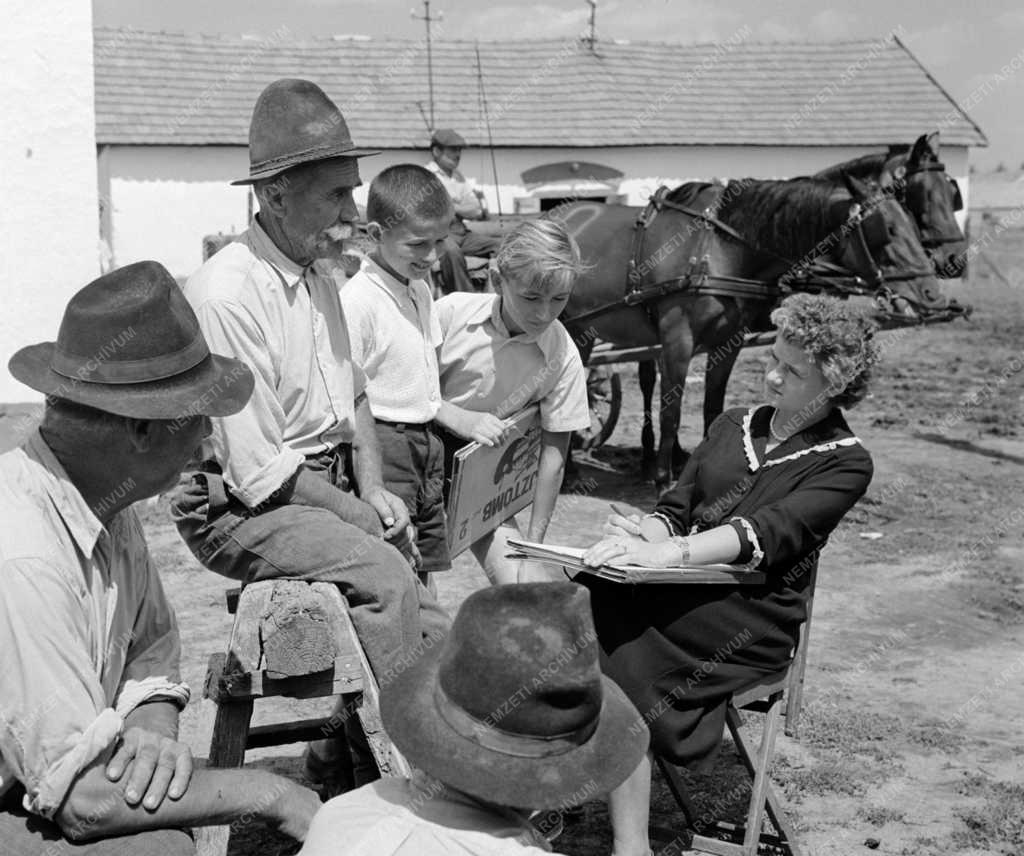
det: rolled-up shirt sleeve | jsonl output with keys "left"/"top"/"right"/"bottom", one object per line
{"left": 114, "top": 547, "right": 190, "bottom": 716}
{"left": 194, "top": 299, "right": 305, "bottom": 507}
{"left": 0, "top": 558, "right": 124, "bottom": 818}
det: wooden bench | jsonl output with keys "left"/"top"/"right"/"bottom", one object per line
{"left": 195, "top": 579, "right": 409, "bottom": 856}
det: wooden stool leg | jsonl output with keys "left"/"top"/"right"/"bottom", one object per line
{"left": 195, "top": 653, "right": 256, "bottom": 856}
{"left": 313, "top": 582, "right": 411, "bottom": 778}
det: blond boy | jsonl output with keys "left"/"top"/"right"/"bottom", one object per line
{"left": 434, "top": 220, "right": 590, "bottom": 584}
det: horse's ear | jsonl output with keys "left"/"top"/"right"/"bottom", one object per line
{"left": 909, "top": 132, "right": 939, "bottom": 165}
{"left": 841, "top": 169, "right": 871, "bottom": 202}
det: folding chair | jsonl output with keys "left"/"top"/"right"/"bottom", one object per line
{"left": 656, "top": 566, "right": 818, "bottom": 856}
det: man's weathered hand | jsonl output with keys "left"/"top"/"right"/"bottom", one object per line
{"left": 387, "top": 523, "right": 421, "bottom": 567}
{"left": 363, "top": 486, "right": 411, "bottom": 541}
{"left": 106, "top": 726, "right": 193, "bottom": 810}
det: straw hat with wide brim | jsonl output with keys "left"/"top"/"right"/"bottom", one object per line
{"left": 9, "top": 261, "right": 254, "bottom": 419}
{"left": 381, "top": 583, "right": 649, "bottom": 809}
{"left": 232, "top": 78, "right": 379, "bottom": 185}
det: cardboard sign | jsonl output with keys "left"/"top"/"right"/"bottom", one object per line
{"left": 446, "top": 407, "right": 542, "bottom": 557}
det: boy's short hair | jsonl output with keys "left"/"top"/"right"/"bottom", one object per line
{"left": 495, "top": 220, "right": 586, "bottom": 293}
{"left": 367, "top": 164, "right": 454, "bottom": 231}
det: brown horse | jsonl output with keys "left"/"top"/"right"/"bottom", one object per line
{"left": 815, "top": 132, "right": 968, "bottom": 278}
{"left": 556, "top": 172, "right": 950, "bottom": 487}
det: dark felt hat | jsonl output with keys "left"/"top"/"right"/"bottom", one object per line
{"left": 9, "top": 261, "right": 254, "bottom": 419}
{"left": 430, "top": 128, "right": 467, "bottom": 148}
{"left": 232, "top": 78, "right": 379, "bottom": 185}
{"left": 381, "top": 583, "right": 649, "bottom": 809}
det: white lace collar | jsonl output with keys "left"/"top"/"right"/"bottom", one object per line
{"left": 742, "top": 406, "right": 861, "bottom": 473}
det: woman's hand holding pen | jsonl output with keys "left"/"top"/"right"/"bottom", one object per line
{"left": 603, "top": 503, "right": 645, "bottom": 539}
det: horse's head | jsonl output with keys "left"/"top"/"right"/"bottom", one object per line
{"left": 833, "top": 171, "right": 953, "bottom": 319}
{"left": 893, "top": 133, "right": 968, "bottom": 277}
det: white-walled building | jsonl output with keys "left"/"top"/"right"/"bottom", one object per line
{"left": 1, "top": 0, "right": 100, "bottom": 403}
{"left": 0, "top": 25, "right": 988, "bottom": 404}
{"left": 92, "top": 29, "right": 986, "bottom": 280}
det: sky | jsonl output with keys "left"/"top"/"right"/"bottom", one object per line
{"left": 93, "top": 0, "right": 1024, "bottom": 171}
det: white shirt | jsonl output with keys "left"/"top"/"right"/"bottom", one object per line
{"left": 426, "top": 160, "right": 484, "bottom": 221}
{"left": 300, "top": 771, "right": 558, "bottom": 855}
{"left": 342, "top": 258, "right": 443, "bottom": 423}
{"left": 435, "top": 293, "right": 590, "bottom": 433}
{"left": 184, "top": 219, "right": 366, "bottom": 507}
{"left": 0, "top": 431, "right": 189, "bottom": 818}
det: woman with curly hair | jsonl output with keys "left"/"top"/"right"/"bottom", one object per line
{"left": 580, "top": 293, "right": 879, "bottom": 856}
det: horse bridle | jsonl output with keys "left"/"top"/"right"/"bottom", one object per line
{"left": 648, "top": 186, "right": 935, "bottom": 293}
{"left": 892, "top": 160, "right": 965, "bottom": 247}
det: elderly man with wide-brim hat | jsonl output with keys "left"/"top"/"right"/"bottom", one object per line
{"left": 170, "top": 79, "right": 451, "bottom": 791}
{"left": 0, "top": 262, "right": 323, "bottom": 853}
{"left": 299, "top": 583, "right": 650, "bottom": 855}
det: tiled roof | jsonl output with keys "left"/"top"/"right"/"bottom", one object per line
{"left": 93, "top": 28, "right": 987, "bottom": 149}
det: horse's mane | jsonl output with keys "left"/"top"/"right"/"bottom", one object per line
{"left": 663, "top": 181, "right": 716, "bottom": 208}
{"left": 813, "top": 152, "right": 890, "bottom": 181}
{"left": 708, "top": 178, "right": 846, "bottom": 261}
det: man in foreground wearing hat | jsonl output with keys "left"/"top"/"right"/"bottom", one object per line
{"left": 0, "top": 261, "right": 322, "bottom": 853}
{"left": 299, "top": 583, "right": 650, "bottom": 855}
{"left": 171, "top": 78, "right": 450, "bottom": 792}
{"left": 427, "top": 128, "right": 503, "bottom": 293}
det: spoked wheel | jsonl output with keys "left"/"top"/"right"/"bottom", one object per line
{"left": 574, "top": 366, "right": 622, "bottom": 451}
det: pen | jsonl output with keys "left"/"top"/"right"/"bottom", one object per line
{"left": 609, "top": 503, "right": 643, "bottom": 536}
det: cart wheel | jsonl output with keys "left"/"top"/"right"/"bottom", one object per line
{"left": 575, "top": 367, "right": 622, "bottom": 451}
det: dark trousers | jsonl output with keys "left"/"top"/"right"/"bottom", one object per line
{"left": 374, "top": 420, "right": 451, "bottom": 573}
{"left": 437, "top": 229, "right": 503, "bottom": 295}
{"left": 170, "top": 447, "right": 450, "bottom": 681}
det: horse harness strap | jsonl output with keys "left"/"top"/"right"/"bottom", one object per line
{"left": 626, "top": 185, "right": 783, "bottom": 311}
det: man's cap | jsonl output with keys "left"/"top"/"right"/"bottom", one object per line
{"left": 430, "top": 128, "right": 467, "bottom": 149}
{"left": 9, "top": 261, "right": 255, "bottom": 419}
{"left": 232, "top": 78, "right": 379, "bottom": 186}
{"left": 381, "top": 583, "right": 649, "bottom": 808}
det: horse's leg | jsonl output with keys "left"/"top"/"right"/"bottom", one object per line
{"left": 702, "top": 336, "right": 743, "bottom": 435}
{"left": 638, "top": 359, "right": 657, "bottom": 482}
{"left": 656, "top": 314, "right": 694, "bottom": 492}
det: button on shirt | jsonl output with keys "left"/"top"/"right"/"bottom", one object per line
{"left": 184, "top": 220, "right": 366, "bottom": 507}
{"left": 0, "top": 431, "right": 189, "bottom": 818}
{"left": 435, "top": 293, "right": 590, "bottom": 432}
{"left": 300, "top": 771, "right": 558, "bottom": 855}
{"left": 342, "top": 258, "right": 443, "bottom": 423}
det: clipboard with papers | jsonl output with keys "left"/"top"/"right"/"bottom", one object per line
{"left": 506, "top": 538, "right": 766, "bottom": 585}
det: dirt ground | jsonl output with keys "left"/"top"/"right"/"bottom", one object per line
{"left": 3, "top": 222, "right": 1022, "bottom": 856}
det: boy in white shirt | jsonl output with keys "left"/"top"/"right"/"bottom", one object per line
{"left": 344, "top": 165, "right": 455, "bottom": 585}
{"left": 434, "top": 220, "right": 591, "bottom": 584}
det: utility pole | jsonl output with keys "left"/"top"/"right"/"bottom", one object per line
{"left": 584, "top": 0, "right": 597, "bottom": 51}
{"left": 411, "top": 0, "right": 442, "bottom": 132}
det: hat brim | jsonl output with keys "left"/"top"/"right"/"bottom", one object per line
{"left": 381, "top": 640, "right": 649, "bottom": 809}
{"left": 9, "top": 343, "right": 255, "bottom": 419}
{"left": 231, "top": 148, "right": 381, "bottom": 185}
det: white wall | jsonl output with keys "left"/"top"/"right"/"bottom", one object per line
{"left": 103, "top": 146, "right": 252, "bottom": 279}
{"left": 104, "top": 142, "right": 971, "bottom": 281}
{"left": 1, "top": 0, "right": 99, "bottom": 403}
